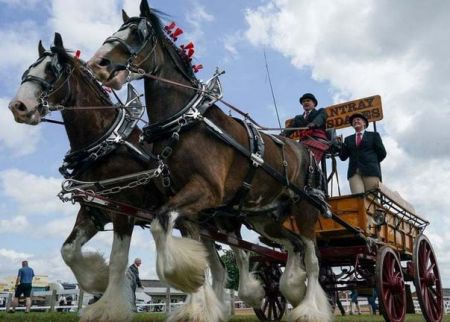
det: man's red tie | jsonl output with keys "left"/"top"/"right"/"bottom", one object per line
{"left": 356, "top": 132, "right": 362, "bottom": 146}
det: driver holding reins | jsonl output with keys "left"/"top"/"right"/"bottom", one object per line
{"left": 283, "top": 93, "right": 329, "bottom": 162}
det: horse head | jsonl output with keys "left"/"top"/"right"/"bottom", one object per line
{"left": 88, "top": 0, "right": 196, "bottom": 91}
{"left": 9, "top": 33, "right": 76, "bottom": 125}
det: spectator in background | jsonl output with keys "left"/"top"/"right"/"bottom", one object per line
{"left": 349, "top": 288, "right": 361, "bottom": 315}
{"left": 127, "top": 258, "right": 143, "bottom": 312}
{"left": 9, "top": 260, "right": 35, "bottom": 313}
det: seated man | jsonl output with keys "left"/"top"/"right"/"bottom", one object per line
{"left": 283, "top": 93, "right": 329, "bottom": 163}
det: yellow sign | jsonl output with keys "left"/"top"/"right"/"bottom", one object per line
{"left": 325, "top": 95, "right": 383, "bottom": 129}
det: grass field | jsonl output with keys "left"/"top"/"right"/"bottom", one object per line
{"left": 0, "top": 312, "right": 448, "bottom": 322}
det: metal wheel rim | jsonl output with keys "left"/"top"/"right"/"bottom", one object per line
{"left": 413, "top": 234, "right": 443, "bottom": 322}
{"left": 253, "top": 262, "right": 287, "bottom": 321}
{"left": 376, "top": 246, "right": 406, "bottom": 322}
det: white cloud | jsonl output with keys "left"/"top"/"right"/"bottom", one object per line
{"left": 244, "top": 0, "right": 450, "bottom": 158}
{"left": 222, "top": 33, "right": 242, "bottom": 60}
{"left": 0, "top": 216, "right": 29, "bottom": 233}
{"left": 184, "top": 1, "right": 215, "bottom": 58}
{"left": 0, "top": 248, "right": 32, "bottom": 261}
{"left": 0, "top": 98, "right": 42, "bottom": 156}
{"left": 0, "top": 169, "right": 75, "bottom": 216}
{"left": 47, "top": 0, "right": 123, "bottom": 57}
{"left": 0, "top": 22, "right": 42, "bottom": 73}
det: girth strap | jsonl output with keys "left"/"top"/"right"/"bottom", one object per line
{"left": 227, "top": 121, "right": 265, "bottom": 209}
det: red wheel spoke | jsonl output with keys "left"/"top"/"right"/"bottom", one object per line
{"left": 426, "top": 262, "right": 436, "bottom": 275}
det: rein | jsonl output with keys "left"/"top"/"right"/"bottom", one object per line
{"left": 129, "top": 67, "right": 307, "bottom": 132}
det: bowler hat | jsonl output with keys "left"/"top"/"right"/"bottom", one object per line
{"left": 299, "top": 93, "right": 318, "bottom": 106}
{"left": 349, "top": 113, "right": 369, "bottom": 128}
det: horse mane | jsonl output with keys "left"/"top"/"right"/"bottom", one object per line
{"left": 141, "top": 7, "right": 198, "bottom": 80}
{"left": 50, "top": 45, "right": 113, "bottom": 106}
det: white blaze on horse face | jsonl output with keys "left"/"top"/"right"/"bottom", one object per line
{"left": 11, "top": 56, "right": 51, "bottom": 124}
{"left": 89, "top": 28, "right": 131, "bottom": 90}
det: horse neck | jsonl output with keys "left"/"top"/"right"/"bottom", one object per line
{"left": 61, "top": 73, "right": 116, "bottom": 151}
{"left": 144, "top": 46, "right": 197, "bottom": 123}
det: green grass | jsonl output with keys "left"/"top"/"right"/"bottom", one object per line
{"left": 0, "top": 312, "right": 448, "bottom": 322}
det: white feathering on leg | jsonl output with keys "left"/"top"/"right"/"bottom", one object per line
{"left": 151, "top": 211, "right": 209, "bottom": 293}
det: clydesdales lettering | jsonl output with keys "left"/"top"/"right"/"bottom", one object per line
{"left": 325, "top": 95, "right": 383, "bottom": 129}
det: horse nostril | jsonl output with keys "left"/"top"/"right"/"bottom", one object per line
{"left": 99, "top": 58, "right": 111, "bottom": 67}
{"left": 9, "top": 100, "right": 27, "bottom": 112}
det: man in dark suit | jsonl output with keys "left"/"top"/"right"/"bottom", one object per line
{"left": 339, "top": 113, "right": 386, "bottom": 193}
{"left": 284, "top": 93, "right": 329, "bottom": 162}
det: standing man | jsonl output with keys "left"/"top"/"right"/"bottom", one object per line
{"left": 9, "top": 260, "right": 35, "bottom": 313}
{"left": 127, "top": 258, "right": 143, "bottom": 312}
{"left": 339, "top": 113, "right": 386, "bottom": 193}
{"left": 284, "top": 93, "right": 329, "bottom": 162}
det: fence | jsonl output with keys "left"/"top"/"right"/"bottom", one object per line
{"left": 1, "top": 290, "right": 449, "bottom": 315}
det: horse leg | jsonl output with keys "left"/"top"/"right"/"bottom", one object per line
{"left": 151, "top": 177, "right": 222, "bottom": 292}
{"left": 289, "top": 237, "right": 332, "bottom": 322}
{"left": 81, "top": 214, "right": 134, "bottom": 322}
{"left": 156, "top": 222, "right": 228, "bottom": 322}
{"left": 61, "top": 207, "right": 109, "bottom": 293}
{"left": 168, "top": 282, "right": 228, "bottom": 322}
{"left": 150, "top": 211, "right": 208, "bottom": 293}
{"left": 232, "top": 247, "right": 265, "bottom": 308}
{"left": 279, "top": 245, "right": 307, "bottom": 307}
{"left": 205, "top": 240, "right": 230, "bottom": 313}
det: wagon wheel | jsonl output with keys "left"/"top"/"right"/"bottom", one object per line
{"left": 253, "top": 261, "right": 287, "bottom": 321}
{"left": 376, "top": 246, "right": 406, "bottom": 322}
{"left": 413, "top": 234, "right": 443, "bottom": 322}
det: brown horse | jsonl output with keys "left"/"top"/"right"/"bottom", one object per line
{"left": 8, "top": 33, "right": 170, "bottom": 322}
{"left": 88, "top": 1, "right": 333, "bottom": 322}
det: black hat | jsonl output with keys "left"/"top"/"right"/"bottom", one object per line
{"left": 349, "top": 113, "right": 369, "bottom": 128}
{"left": 299, "top": 93, "right": 318, "bottom": 106}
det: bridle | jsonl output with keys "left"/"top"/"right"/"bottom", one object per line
{"left": 102, "top": 17, "right": 158, "bottom": 79}
{"left": 20, "top": 50, "right": 74, "bottom": 117}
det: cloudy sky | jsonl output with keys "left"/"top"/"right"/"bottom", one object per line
{"left": 1, "top": 0, "right": 450, "bottom": 289}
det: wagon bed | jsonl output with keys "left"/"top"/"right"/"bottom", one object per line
{"left": 316, "top": 183, "right": 428, "bottom": 255}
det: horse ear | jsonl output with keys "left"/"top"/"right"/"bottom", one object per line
{"left": 38, "top": 40, "right": 46, "bottom": 57}
{"left": 122, "top": 9, "right": 130, "bottom": 22}
{"left": 54, "top": 32, "right": 64, "bottom": 49}
{"left": 139, "top": 0, "right": 151, "bottom": 17}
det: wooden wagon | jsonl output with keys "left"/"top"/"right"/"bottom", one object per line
{"left": 237, "top": 97, "right": 443, "bottom": 322}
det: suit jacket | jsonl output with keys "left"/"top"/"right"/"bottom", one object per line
{"left": 284, "top": 108, "right": 327, "bottom": 137}
{"left": 339, "top": 131, "right": 386, "bottom": 180}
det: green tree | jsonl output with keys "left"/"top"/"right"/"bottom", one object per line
{"left": 220, "top": 249, "right": 239, "bottom": 290}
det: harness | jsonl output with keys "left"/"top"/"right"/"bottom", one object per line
{"left": 92, "top": 15, "right": 332, "bottom": 219}
{"left": 59, "top": 83, "right": 152, "bottom": 178}
{"left": 138, "top": 72, "right": 331, "bottom": 217}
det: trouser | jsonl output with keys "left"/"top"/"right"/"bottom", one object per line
{"left": 349, "top": 169, "right": 380, "bottom": 194}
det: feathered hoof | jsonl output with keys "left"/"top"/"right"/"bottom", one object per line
{"left": 158, "top": 236, "right": 209, "bottom": 293}
{"left": 288, "top": 302, "right": 333, "bottom": 322}
{"left": 80, "top": 297, "right": 133, "bottom": 322}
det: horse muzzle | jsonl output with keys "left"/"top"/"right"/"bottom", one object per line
{"left": 87, "top": 55, "right": 129, "bottom": 90}
{"left": 9, "top": 99, "right": 41, "bottom": 125}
